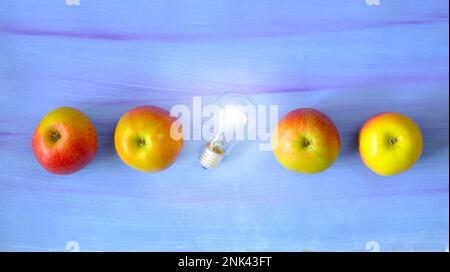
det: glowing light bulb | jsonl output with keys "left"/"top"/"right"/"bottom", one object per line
{"left": 199, "top": 93, "right": 251, "bottom": 169}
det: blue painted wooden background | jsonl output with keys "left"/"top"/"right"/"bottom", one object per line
{"left": 0, "top": 0, "right": 448, "bottom": 251}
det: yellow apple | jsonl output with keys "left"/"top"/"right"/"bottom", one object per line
{"left": 359, "top": 112, "right": 423, "bottom": 176}
{"left": 272, "top": 108, "right": 341, "bottom": 174}
{"left": 114, "top": 105, "right": 183, "bottom": 172}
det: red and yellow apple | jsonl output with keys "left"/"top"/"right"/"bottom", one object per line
{"left": 359, "top": 112, "right": 423, "bottom": 176}
{"left": 114, "top": 105, "right": 183, "bottom": 172}
{"left": 272, "top": 108, "right": 341, "bottom": 174}
{"left": 32, "top": 107, "right": 98, "bottom": 174}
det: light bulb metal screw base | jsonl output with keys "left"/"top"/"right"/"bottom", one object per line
{"left": 199, "top": 144, "right": 224, "bottom": 169}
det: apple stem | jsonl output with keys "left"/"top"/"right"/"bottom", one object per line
{"left": 388, "top": 137, "right": 397, "bottom": 145}
{"left": 302, "top": 139, "right": 311, "bottom": 148}
{"left": 136, "top": 138, "right": 146, "bottom": 147}
{"left": 51, "top": 131, "right": 61, "bottom": 143}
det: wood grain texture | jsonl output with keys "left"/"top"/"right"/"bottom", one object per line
{"left": 0, "top": 0, "right": 448, "bottom": 251}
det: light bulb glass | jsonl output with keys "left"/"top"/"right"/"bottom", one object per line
{"left": 199, "top": 93, "right": 252, "bottom": 169}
